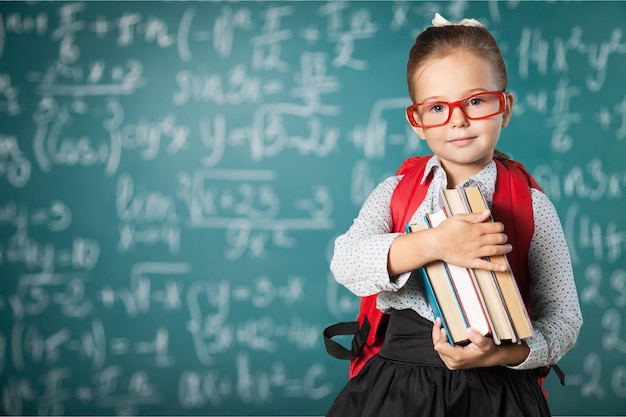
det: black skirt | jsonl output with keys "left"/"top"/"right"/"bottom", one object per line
{"left": 326, "top": 309, "right": 551, "bottom": 417}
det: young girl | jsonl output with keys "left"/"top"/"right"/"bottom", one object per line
{"left": 326, "top": 13, "right": 582, "bottom": 417}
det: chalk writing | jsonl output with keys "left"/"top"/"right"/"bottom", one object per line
{"left": 0, "top": 2, "right": 625, "bottom": 416}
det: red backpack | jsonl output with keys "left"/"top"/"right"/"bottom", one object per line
{"left": 323, "top": 156, "right": 564, "bottom": 392}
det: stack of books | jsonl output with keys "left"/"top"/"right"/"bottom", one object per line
{"left": 408, "top": 186, "right": 533, "bottom": 345}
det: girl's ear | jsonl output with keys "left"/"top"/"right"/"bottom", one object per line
{"left": 502, "top": 92, "right": 515, "bottom": 128}
{"left": 405, "top": 111, "right": 427, "bottom": 139}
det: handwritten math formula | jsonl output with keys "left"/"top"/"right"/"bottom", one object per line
{"left": 1, "top": 1, "right": 625, "bottom": 415}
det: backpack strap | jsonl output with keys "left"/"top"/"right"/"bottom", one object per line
{"left": 390, "top": 156, "right": 433, "bottom": 233}
{"left": 323, "top": 318, "right": 369, "bottom": 360}
{"left": 492, "top": 159, "right": 543, "bottom": 309}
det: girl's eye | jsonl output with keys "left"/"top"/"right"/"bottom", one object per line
{"left": 467, "top": 97, "right": 485, "bottom": 106}
{"left": 429, "top": 103, "right": 447, "bottom": 113}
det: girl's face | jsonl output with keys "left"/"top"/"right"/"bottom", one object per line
{"left": 409, "top": 50, "right": 513, "bottom": 184}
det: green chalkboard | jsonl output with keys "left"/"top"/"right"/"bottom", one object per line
{"left": 1, "top": 1, "right": 625, "bottom": 415}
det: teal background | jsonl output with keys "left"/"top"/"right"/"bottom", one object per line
{"left": 1, "top": 1, "right": 625, "bottom": 415}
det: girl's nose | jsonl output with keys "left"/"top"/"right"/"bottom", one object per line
{"left": 449, "top": 106, "right": 469, "bottom": 127}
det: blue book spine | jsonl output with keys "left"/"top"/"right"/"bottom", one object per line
{"left": 419, "top": 267, "right": 454, "bottom": 345}
{"left": 406, "top": 222, "right": 455, "bottom": 345}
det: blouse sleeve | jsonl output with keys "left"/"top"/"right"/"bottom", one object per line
{"left": 329, "top": 175, "right": 413, "bottom": 296}
{"left": 509, "top": 189, "right": 583, "bottom": 370}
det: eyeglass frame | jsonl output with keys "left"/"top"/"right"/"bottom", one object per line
{"left": 406, "top": 91, "right": 507, "bottom": 128}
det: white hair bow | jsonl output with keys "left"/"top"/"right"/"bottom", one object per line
{"left": 432, "top": 12, "right": 484, "bottom": 28}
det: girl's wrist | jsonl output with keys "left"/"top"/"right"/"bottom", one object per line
{"left": 499, "top": 341, "right": 530, "bottom": 367}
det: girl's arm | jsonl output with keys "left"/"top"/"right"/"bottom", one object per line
{"left": 330, "top": 176, "right": 406, "bottom": 296}
{"left": 331, "top": 176, "right": 516, "bottom": 296}
{"left": 388, "top": 210, "right": 512, "bottom": 276}
{"left": 513, "top": 189, "right": 583, "bottom": 369}
{"left": 330, "top": 177, "right": 408, "bottom": 297}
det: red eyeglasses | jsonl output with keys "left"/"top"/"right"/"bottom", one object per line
{"left": 406, "top": 91, "right": 507, "bottom": 128}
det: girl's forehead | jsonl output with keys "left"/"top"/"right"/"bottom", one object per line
{"left": 411, "top": 51, "right": 500, "bottom": 99}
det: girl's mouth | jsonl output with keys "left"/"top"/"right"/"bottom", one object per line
{"left": 449, "top": 136, "right": 476, "bottom": 146}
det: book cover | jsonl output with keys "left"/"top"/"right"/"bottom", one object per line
{"left": 470, "top": 264, "right": 517, "bottom": 343}
{"left": 418, "top": 267, "right": 454, "bottom": 345}
{"left": 461, "top": 186, "right": 534, "bottom": 341}
{"left": 407, "top": 221, "right": 468, "bottom": 345}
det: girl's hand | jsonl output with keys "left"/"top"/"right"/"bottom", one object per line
{"left": 431, "top": 318, "right": 530, "bottom": 369}
{"left": 387, "top": 210, "right": 511, "bottom": 277}
{"left": 433, "top": 210, "right": 511, "bottom": 272}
